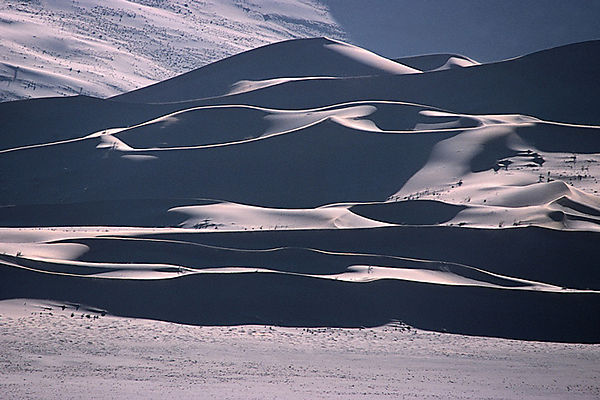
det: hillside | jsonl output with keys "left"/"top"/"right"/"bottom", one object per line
{"left": 0, "top": 0, "right": 344, "bottom": 101}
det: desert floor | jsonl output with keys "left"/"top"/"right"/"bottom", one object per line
{"left": 1, "top": 299, "right": 598, "bottom": 399}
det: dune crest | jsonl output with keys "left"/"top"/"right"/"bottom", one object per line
{"left": 1, "top": 39, "right": 600, "bottom": 342}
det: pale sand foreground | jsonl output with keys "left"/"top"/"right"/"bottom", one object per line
{"left": 1, "top": 300, "right": 598, "bottom": 399}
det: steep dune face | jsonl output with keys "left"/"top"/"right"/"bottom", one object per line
{"left": 195, "top": 40, "right": 600, "bottom": 124}
{"left": 0, "top": 103, "right": 448, "bottom": 207}
{"left": 112, "top": 37, "right": 420, "bottom": 103}
{"left": 1, "top": 38, "right": 600, "bottom": 342}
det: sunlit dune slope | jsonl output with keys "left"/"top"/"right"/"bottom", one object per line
{"left": 1, "top": 38, "right": 600, "bottom": 342}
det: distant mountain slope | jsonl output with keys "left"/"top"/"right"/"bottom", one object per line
{"left": 0, "top": 0, "right": 344, "bottom": 101}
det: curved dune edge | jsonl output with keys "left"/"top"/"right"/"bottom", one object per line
{"left": 169, "top": 201, "right": 392, "bottom": 230}
{"left": 1, "top": 239, "right": 596, "bottom": 294}
{"left": 0, "top": 258, "right": 588, "bottom": 293}
{"left": 111, "top": 37, "right": 421, "bottom": 103}
{"left": 0, "top": 100, "right": 451, "bottom": 154}
{"left": 1, "top": 39, "right": 599, "bottom": 345}
{"left": 2, "top": 100, "right": 599, "bottom": 233}
{"left": 4, "top": 100, "right": 598, "bottom": 155}
{"left": 394, "top": 53, "right": 480, "bottom": 72}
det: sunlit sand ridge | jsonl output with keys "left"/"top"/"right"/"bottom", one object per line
{"left": 1, "top": 38, "right": 600, "bottom": 344}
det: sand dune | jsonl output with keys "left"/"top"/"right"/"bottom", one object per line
{"left": 3, "top": 222, "right": 591, "bottom": 294}
{"left": 394, "top": 53, "right": 480, "bottom": 71}
{"left": 191, "top": 40, "right": 600, "bottom": 125}
{"left": 169, "top": 201, "right": 390, "bottom": 230}
{"left": 2, "top": 99, "right": 598, "bottom": 229}
{"left": 1, "top": 38, "right": 600, "bottom": 343}
{"left": 113, "top": 37, "right": 420, "bottom": 103}
{"left": 2, "top": 252, "right": 598, "bottom": 343}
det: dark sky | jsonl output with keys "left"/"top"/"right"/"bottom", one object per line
{"left": 323, "top": 0, "right": 600, "bottom": 62}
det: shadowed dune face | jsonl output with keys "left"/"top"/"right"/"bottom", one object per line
{"left": 191, "top": 40, "right": 600, "bottom": 125}
{"left": 1, "top": 101, "right": 465, "bottom": 208}
{"left": 1, "top": 257, "right": 599, "bottom": 343}
{"left": 1, "top": 38, "right": 600, "bottom": 342}
{"left": 0, "top": 117, "right": 445, "bottom": 208}
{"left": 112, "top": 37, "right": 420, "bottom": 103}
